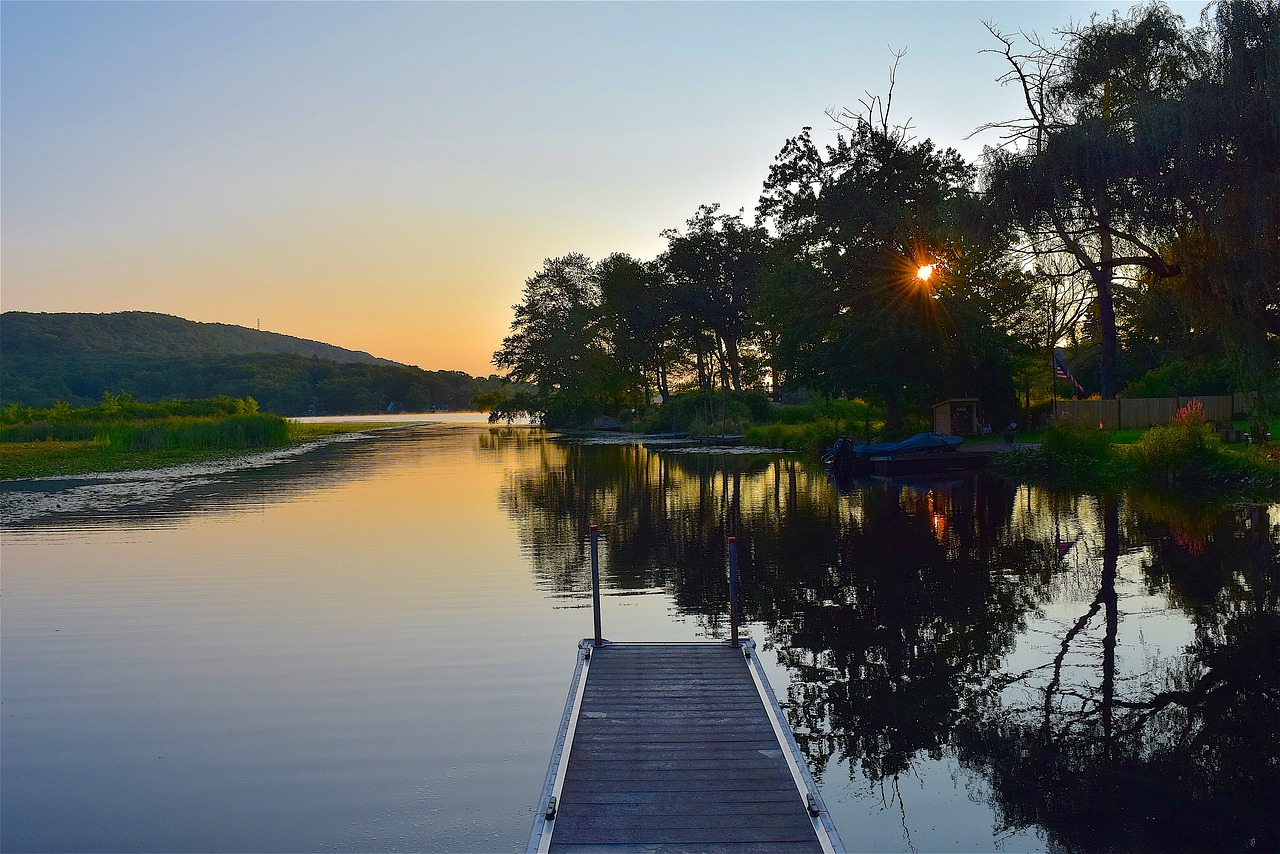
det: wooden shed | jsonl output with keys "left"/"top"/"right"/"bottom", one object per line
{"left": 933, "top": 398, "right": 980, "bottom": 436}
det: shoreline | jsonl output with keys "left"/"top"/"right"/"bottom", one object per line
{"left": 0, "top": 421, "right": 406, "bottom": 483}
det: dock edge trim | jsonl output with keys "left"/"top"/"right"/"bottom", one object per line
{"left": 743, "top": 638, "right": 847, "bottom": 854}
{"left": 526, "top": 638, "right": 596, "bottom": 854}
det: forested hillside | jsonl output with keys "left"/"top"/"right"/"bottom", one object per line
{"left": 3, "top": 311, "right": 397, "bottom": 365}
{"left": 1, "top": 311, "right": 505, "bottom": 414}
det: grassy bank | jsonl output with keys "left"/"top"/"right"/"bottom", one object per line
{"left": 995, "top": 417, "right": 1280, "bottom": 499}
{"left": 0, "top": 420, "right": 391, "bottom": 480}
{"left": 0, "top": 395, "right": 395, "bottom": 480}
{"left": 743, "top": 397, "right": 882, "bottom": 454}
{"left": 622, "top": 391, "right": 1279, "bottom": 500}
{"left": 624, "top": 390, "right": 884, "bottom": 454}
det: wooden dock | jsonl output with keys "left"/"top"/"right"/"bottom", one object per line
{"left": 529, "top": 639, "right": 843, "bottom": 853}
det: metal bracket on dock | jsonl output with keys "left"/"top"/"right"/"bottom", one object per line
{"left": 807, "top": 793, "right": 821, "bottom": 817}
{"left": 544, "top": 796, "right": 557, "bottom": 820}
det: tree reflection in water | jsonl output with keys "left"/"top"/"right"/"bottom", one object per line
{"left": 959, "top": 498, "right": 1279, "bottom": 853}
{"left": 496, "top": 435, "right": 1279, "bottom": 852}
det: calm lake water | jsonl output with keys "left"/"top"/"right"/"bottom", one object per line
{"left": 3, "top": 420, "right": 1277, "bottom": 853}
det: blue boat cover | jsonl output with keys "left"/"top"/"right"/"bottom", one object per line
{"left": 848, "top": 432, "right": 963, "bottom": 456}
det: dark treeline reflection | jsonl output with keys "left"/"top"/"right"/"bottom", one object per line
{"left": 959, "top": 497, "right": 1279, "bottom": 854}
{"left": 498, "top": 438, "right": 1278, "bottom": 853}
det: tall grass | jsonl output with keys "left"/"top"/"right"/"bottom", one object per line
{"left": 0, "top": 394, "right": 289, "bottom": 454}
{"left": 95, "top": 415, "right": 288, "bottom": 452}
{"left": 0, "top": 395, "right": 410, "bottom": 479}
{"left": 744, "top": 397, "right": 881, "bottom": 453}
{"left": 0, "top": 421, "right": 99, "bottom": 443}
{"left": 0, "top": 392, "right": 262, "bottom": 428}
{"left": 633, "top": 390, "right": 772, "bottom": 435}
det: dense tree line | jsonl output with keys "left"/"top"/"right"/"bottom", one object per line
{"left": 1, "top": 352, "right": 505, "bottom": 416}
{"left": 495, "top": 0, "right": 1278, "bottom": 431}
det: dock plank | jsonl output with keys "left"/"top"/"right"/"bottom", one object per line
{"left": 563, "top": 792, "right": 804, "bottom": 807}
{"left": 551, "top": 823, "right": 817, "bottom": 844}
{"left": 550, "top": 844, "right": 819, "bottom": 854}
{"left": 569, "top": 800, "right": 804, "bottom": 817}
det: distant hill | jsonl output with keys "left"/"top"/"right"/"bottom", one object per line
{"left": 1, "top": 311, "right": 504, "bottom": 415}
{"left": 2, "top": 311, "right": 399, "bottom": 366}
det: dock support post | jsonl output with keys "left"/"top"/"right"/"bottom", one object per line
{"left": 589, "top": 524, "right": 602, "bottom": 647}
{"left": 728, "top": 536, "right": 740, "bottom": 648}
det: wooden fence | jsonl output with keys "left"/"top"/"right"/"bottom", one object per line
{"left": 1054, "top": 393, "right": 1253, "bottom": 429}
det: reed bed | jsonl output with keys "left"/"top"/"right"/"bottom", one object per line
{"left": 94, "top": 414, "right": 288, "bottom": 452}
{"left": 0, "top": 396, "right": 295, "bottom": 478}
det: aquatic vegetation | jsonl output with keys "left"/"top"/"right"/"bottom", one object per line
{"left": 0, "top": 395, "right": 309, "bottom": 479}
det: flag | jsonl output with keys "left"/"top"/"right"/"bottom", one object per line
{"left": 1053, "top": 354, "right": 1085, "bottom": 393}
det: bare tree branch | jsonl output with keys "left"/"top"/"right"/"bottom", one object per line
{"left": 826, "top": 46, "right": 916, "bottom": 145}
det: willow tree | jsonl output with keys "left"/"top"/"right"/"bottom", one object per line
{"left": 980, "top": 4, "right": 1204, "bottom": 398}
{"left": 1161, "top": 0, "right": 1280, "bottom": 425}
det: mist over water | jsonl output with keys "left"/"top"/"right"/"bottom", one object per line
{"left": 3, "top": 424, "right": 1276, "bottom": 852}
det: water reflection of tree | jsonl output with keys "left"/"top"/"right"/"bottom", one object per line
{"left": 501, "top": 440, "right": 1278, "bottom": 850}
{"left": 501, "top": 441, "right": 1060, "bottom": 783}
{"left": 766, "top": 478, "right": 1061, "bottom": 785}
{"left": 957, "top": 496, "right": 1280, "bottom": 853}
{"left": 499, "top": 441, "right": 794, "bottom": 623}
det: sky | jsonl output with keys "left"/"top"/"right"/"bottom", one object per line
{"left": 1, "top": 1, "right": 1211, "bottom": 377}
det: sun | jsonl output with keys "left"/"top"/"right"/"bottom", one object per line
{"left": 916, "top": 264, "right": 935, "bottom": 281}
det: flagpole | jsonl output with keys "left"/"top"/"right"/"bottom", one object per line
{"left": 1049, "top": 290, "right": 1057, "bottom": 420}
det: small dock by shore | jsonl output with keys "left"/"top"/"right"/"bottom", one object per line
{"left": 528, "top": 640, "right": 842, "bottom": 853}
{"left": 528, "top": 531, "right": 843, "bottom": 852}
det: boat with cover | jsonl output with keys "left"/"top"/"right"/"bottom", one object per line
{"left": 823, "top": 432, "right": 963, "bottom": 469}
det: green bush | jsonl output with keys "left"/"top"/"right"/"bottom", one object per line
{"left": 1041, "top": 419, "right": 1116, "bottom": 461}
{"left": 631, "top": 392, "right": 886, "bottom": 448}
{"left": 769, "top": 396, "right": 875, "bottom": 426}
{"left": 996, "top": 420, "right": 1126, "bottom": 488}
{"left": 1123, "top": 359, "right": 1232, "bottom": 398}
{"left": 999, "top": 409, "right": 1280, "bottom": 497}
{"left": 634, "top": 389, "right": 769, "bottom": 435}
{"left": 744, "top": 401, "right": 883, "bottom": 453}
{"left": 744, "top": 419, "right": 842, "bottom": 454}
{"left": 1122, "top": 419, "right": 1278, "bottom": 492}
{"left": 1125, "top": 421, "right": 1210, "bottom": 472}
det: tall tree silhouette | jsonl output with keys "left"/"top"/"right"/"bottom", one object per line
{"left": 980, "top": 4, "right": 1201, "bottom": 398}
